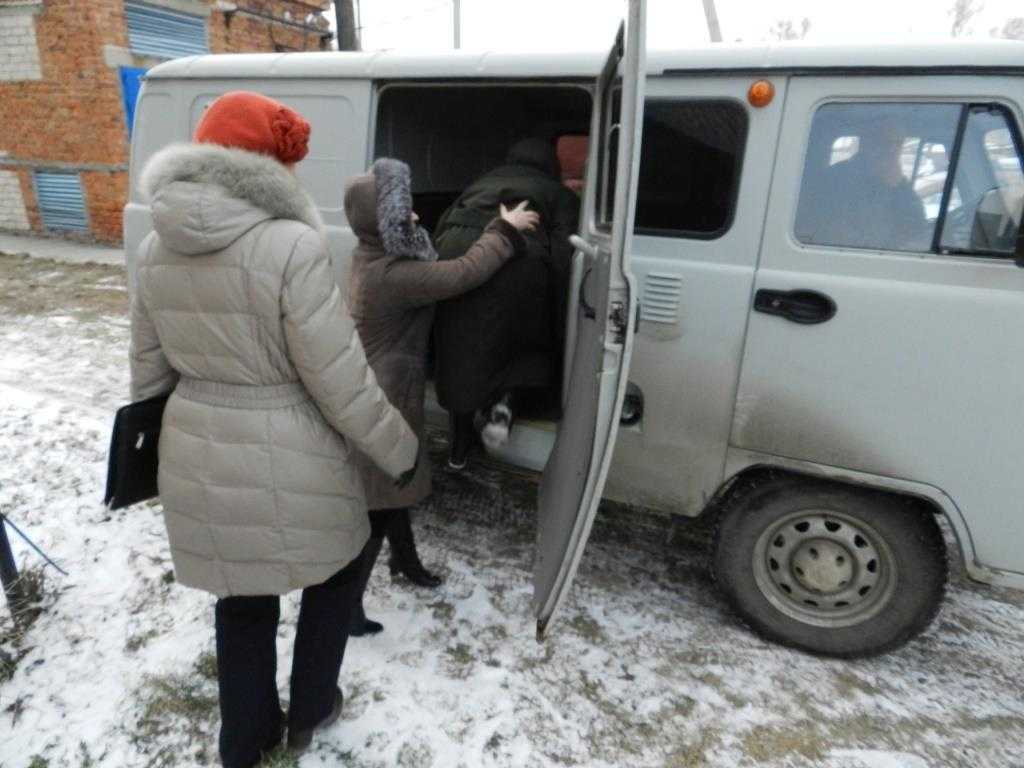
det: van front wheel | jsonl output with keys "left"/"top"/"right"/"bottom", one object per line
{"left": 712, "top": 478, "right": 946, "bottom": 658}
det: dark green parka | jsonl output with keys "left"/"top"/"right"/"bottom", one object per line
{"left": 432, "top": 139, "right": 580, "bottom": 415}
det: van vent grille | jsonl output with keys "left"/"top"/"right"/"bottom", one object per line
{"left": 640, "top": 272, "right": 682, "bottom": 325}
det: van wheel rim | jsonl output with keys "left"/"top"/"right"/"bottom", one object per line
{"left": 751, "top": 510, "right": 898, "bottom": 628}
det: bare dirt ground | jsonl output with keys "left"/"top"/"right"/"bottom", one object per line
{"left": 1, "top": 252, "right": 1023, "bottom": 768}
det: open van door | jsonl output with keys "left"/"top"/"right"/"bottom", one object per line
{"left": 533, "top": 0, "right": 646, "bottom": 640}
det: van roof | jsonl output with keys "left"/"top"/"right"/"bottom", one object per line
{"left": 146, "top": 41, "right": 1024, "bottom": 81}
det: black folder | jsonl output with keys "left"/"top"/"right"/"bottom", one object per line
{"left": 104, "top": 393, "right": 170, "bottom": 510}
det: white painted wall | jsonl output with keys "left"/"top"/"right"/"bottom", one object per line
{"left": 0, "top": 170, "right": 31, "bottom": 231}
{"left": 0, "top": 7, "right": 42, "bottom": 82}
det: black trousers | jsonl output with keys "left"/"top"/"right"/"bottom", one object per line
{"left": 214, "top": 555, "right": 363, "bottom": 768}
{"left": 368, "top": 507, "right": 400, "bottom": 538}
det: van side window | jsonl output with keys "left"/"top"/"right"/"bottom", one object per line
{"left": 795, "top": 103, "right": 961, "bottom": 253}
{"left": 939, "top": 107, "right": 1024, "bottom": 256}
{"left": 634, "top": 100, "right": 748, "bottom": 238}
{"left": 795, "top": 102, "right": 1024, "bottom": 258}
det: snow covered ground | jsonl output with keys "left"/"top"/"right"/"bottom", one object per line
{"left": 1, "top": 252, "right": 1023, "bottom": 768}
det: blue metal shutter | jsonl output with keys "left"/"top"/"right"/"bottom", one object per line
{"left": 34, "top": 172, "right": 88, "bottom": 233}
{"left": 124, "top": 1, "right": 209, "bottom": 60}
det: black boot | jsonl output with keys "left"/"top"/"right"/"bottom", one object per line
{"left": 287, "top": 687, "right": 343, "bottom": 753}
{"left": 387, "top": 509, "right": 443, "bottom": 588}
{"left": 348, "top": 537, "right": 384, "bottom": 637}
{"left": 448, "top": 411, "right": 475, "bottom": 470}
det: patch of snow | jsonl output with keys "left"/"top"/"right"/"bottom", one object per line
{"left": 2, "top": 263, "right": 1024, "bottom": 768}
{"left": 826, "top": 750, "right": 931, "bottom": 768}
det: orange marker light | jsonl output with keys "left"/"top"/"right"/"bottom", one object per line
{"left": 748, "top": 79, "right": 775, "bottom": 108}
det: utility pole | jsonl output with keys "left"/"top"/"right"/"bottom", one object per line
{"left": 453, "top": 0, "right": 461, "bottom": 49}
{"left": 702, "top": 0, "right": 722, "bottom": 42}
{"left": 335, "top": 0, "right": 360, "bottom": 51}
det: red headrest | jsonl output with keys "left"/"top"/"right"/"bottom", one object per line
{"left": 556, "top": 135, "right": 589, "bottom": 181}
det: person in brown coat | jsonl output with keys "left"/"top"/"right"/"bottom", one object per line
{"left": 344, "top": 157, "right": 538, "bottom": 635}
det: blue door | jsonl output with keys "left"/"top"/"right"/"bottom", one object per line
{"left": 119, "top": 66, "right": 147, "bottom": 138}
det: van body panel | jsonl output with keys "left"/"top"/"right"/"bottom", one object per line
{"left": 125, "top": 85, "right": 181, "bottom": 285}
{"left": 733, "top": 75, "right": 1024, "bottom": 575}
{"left": 143, "top": 42, "right": 1024, "bottom": 83}
{"left": 601, "top": 74, "right": 788, "bottom": 515}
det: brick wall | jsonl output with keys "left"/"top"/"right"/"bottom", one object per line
{"left": 0, "top": 0, "right": 331, "bottom": 245}
{"left": 209, "top": 3, "right": 332, "bottom": 54}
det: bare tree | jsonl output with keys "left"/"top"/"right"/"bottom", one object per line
{"left": 949, "top": 0, "right": 984, "bottom": 37}
{"left": 769, "top": 17, "right": 811, "bottom": 41}
{"left": 334, "top": 0, "right": 359, "bottom": 51}
{"left": 991, "top": 17, "right": 1024, "bottom": 39}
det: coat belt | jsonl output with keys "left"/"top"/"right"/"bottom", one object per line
{"left": 175, "top": 377, "right": 311, "bottom": 410}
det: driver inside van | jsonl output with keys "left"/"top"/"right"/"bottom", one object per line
{"left": 433, "top": 137, "right": 581, "bottom": 469}
{"left": 797, "top": 120, "right": 930, "bottom": 252}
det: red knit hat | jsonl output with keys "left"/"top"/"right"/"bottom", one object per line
{"left": 193, "top": 91, "right": 311, "bottom": 165}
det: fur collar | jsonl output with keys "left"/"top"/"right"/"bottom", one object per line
{"left": 140, "top": 142, "right": 324, "bottom": 232}
{"left": 372, "top": 158, "right": 437, "bottom": 262}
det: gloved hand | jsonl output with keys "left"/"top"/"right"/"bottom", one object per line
{"left": 395, "top": 458, "right": 418, "bottom": 489}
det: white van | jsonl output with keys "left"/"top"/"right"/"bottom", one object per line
{"left": 125, "top": 2, "right": 1024, "bottom": 657}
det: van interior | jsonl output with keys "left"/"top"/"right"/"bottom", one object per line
{"left": 373, "top": 84, "right": 593, "bottom": 232}
{"left": 373, "top": 84, "right": 594, "bottom": 423}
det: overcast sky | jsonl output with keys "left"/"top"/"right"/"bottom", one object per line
{"left": 329, "top": 0, "right": 1022, "bottom": 52}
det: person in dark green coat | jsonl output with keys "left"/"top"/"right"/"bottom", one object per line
{"left": 432, "top": 138, "right": 581, "bottom": 468}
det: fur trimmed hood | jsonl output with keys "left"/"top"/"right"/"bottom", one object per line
{"left": 140, "top": 142, "right": 323, "bottom": 256}
{"left": 343, "top": 158, "right": 437, "bottom": 262}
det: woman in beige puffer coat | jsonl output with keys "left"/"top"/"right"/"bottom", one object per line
{"left": 129, "top": 92, "right": 417, "bottom": 767}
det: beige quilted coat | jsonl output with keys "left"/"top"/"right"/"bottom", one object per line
{"left": 129, "top": 143, "right": 418, "bottom": 597}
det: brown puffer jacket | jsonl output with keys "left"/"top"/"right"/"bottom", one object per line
{"left": 130, "top": 143, "right": 418, "bottom": 597}
{"left": 344, "top": 159, "right": 524, "bottom": 509}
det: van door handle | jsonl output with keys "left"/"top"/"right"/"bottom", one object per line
{"left": 754, "top": 289, "right": 837, "bottom": 325}
{"left": 569, "top": 234, "right": 599, "bottom": 260}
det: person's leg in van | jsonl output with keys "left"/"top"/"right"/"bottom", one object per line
{"left": 215, "top": 594, "right": 284, "bottom": 768}
{"left": 481, "top": 390, "right": 515, "bottom": 450}
{"left": 387, "top": 507, "right": 442, "bottom": 588}
{"left": 448, "top": 410, "right": 476, "bottom": 470}
{"left": 287, "top": 555, "right": 363, "bottom": 750}
{"left": 349, "top": 510, "right": 389, "bottom": 637}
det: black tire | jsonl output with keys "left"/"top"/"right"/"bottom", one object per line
{"left": 712, "top": 476, "right": 947, "bottom": 658}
